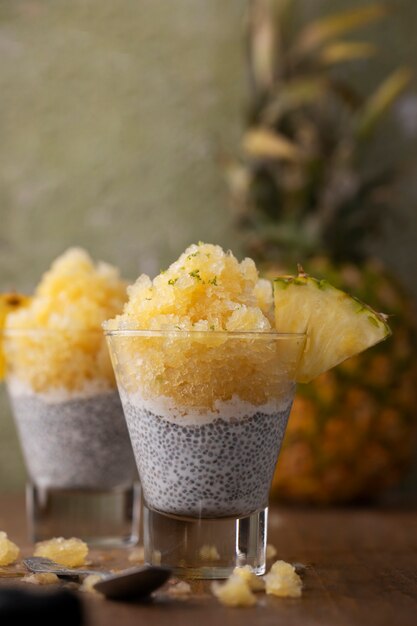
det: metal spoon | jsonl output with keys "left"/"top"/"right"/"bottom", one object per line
{"left": 23, "top": 556, "right": 171, "bottom": 600}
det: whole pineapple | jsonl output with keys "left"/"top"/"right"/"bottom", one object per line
{"left": 225, "top": 0, "right": 417, "bottom": 503}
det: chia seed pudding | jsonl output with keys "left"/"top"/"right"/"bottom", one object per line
{"left": 122, "top": 394, "right": 293, "bottom": 518}
{"left": 8, "top": 379, "right": 136, "bottom": 490}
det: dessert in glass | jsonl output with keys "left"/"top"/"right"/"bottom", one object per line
{"left": 105, "top": 242, "right": 390, "bottom": 579}
{"left": 2, "top": 249, "right": 139, "bottom": 546}
{"left": 104, "top": 243, "right": 306, "bottom": 577}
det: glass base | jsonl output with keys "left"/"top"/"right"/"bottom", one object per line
{"left": 27, "top": 482, "right": 141, "bottom": 547}
{"left": 144, "top": 504, "right": 267, "bottom": 579}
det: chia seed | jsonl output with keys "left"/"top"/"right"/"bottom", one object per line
{"left": 123, "top": 401, "right": 292, "bottom": 518}
{"left": 9, "top": 390, "right": 137, "bottom": 489}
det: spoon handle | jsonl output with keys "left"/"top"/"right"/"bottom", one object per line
{"left": 23, "top": 557, "right": 106, "bottom": 579}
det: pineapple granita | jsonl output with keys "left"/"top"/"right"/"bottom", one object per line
{"left": 105, "top": 243, "right": 305, "bottom": 518}
{"left": 105, "top": 242, "right": 286, "bottom": 410}
{"left": 212, "top": 560, "right": 302, "bottom": 606}
{"left": 0, "top": 531, "right": 20, "bottom": 566}
{"left": 6, "top": 247, "right": 127, "bottom": 393}
{"left": 211, "top": 574, "right": 257, "bottom": 607}
{"left": 34, "top": 536, "right": 88, "bottom": 567}
{"left": 264, "top": 560, "right": 302, "bottom": 598}
{"left": 3, "top": 249, "right": 136, "bottom": 493}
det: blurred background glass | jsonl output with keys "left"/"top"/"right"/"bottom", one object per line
{"left": 0, "top": 0, "right": 416, "bottom": 497}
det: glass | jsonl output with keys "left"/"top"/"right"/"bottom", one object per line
{"left": 2, "top": 329, "right": 140, "bottom": 547}
{"left": 105, "top": 329, "right": 305, "bottom": 578}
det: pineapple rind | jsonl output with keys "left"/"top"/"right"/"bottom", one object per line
{"left": 273, "top": 275, "right": 391, "bottom": 383}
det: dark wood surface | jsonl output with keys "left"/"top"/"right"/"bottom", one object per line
{"left": 1, "top": 494, "right": 416, "bottom": 626}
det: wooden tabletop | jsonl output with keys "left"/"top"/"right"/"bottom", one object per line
{"left": 0, "top": 493, "right": 416, "bottom": 626}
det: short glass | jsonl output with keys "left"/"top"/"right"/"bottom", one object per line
{"left": 2, "top": 329, "right": 140, "bottom": 547}
{"left": 105, "top": 329, "right": 305, "bottom": 578}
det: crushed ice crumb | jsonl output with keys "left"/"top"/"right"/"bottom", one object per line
{"left": 199, "top": 545, "right": 220, "bottom": 561}
{"left": 166, "top": 581, "right": 192, "bottom": 598}
{"left": 211, "top": 574, "right": 257, "bottom": 607}
{"left": 266, "top": 544, "right": 277, "bottom": 560}
{"left": 0, "top": 531, "right": 20, "bottom": 566}
{"left": 264, "top": 560, "right": 302, "bottom": 598}
{"left": 128, "top": 546, "right": 145, "bottom": 563}
{"left": 233, "top": 565, "right": 265, "bottom": 591}
{"left": 23, "top": 572, "right": 60, "bottom": 585}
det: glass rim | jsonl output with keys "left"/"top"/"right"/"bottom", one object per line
{"left": 2, "top": 328, "right": 307, "bottom": 340}
{"left": 104, "top": 328, "right": 306, "bottom": 339}
{"left": 1, "top": 328, "right": 105, "bottom": 337}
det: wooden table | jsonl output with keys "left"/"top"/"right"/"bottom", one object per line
{"left": 1, "top": 494, "right": 416, "bottom": 626}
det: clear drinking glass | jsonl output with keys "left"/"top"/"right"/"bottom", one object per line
{"left": 2, "top": 329, "right": 140, "bottom": 546}
{"left": 105, "top": 329, "right": 305, "bottom": 578}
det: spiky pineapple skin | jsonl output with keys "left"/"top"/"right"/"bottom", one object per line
{"left": 269, "top": 258, "right": 417, "bottom": 504}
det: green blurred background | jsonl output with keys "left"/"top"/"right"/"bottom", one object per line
{"left": 0, "top": 0, "right": 416, "bottom": 492}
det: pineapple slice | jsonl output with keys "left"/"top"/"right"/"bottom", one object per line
{"left": 0, "top": 292, "right": 31, "bottom": 380}
{"left": 273, "top": 270, "right": 391, "bottom": 383}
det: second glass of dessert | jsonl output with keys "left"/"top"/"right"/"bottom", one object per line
{"left": 104, "top": 243, "right": 306, "bottom": 577}
{"left": 1, "top": 249, "right": 139, "bottom": 546}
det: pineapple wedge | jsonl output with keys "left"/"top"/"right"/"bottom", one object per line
{"left": 0, "top": 292, "right": 31, "bottom": 380}
{"left": 273, "top": 270, "right": 391, "bottom": 383}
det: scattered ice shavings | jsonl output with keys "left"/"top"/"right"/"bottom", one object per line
{"left": 211, "top": 574, "right": 257, "bottom": 607}
{"left": 81, "top": 574, "right": 104, "bottom": 595}
{"left": 128, "top": 546, "right": 145, "bottom": 563}
{"left": 166, "top": 581, "right": 192, "bottom": 598}
{"left": 264, "top": 560, "right": 302, "bottom": 598}
{"left": 233, "top": 565, "right": 265, "bottom": 591}
{"left": 152, "top": 550, "right": 161, "bottom": 565}
{"left": 199, "top": 545, "right": 220, "bottom": 561}
{"left": 266, "top": 544, "right": 277, "bottom": 560}
{"left": 23, "top": 572, "right": 60, "bottom": 585}
{"left": 0, "top": 531, "right": 20, "bottom": 566}
{"left": 34, "top": 536, "right": 88, "bottom": 567}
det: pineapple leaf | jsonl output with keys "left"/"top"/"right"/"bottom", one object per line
{"left": 326, "top": 78, "right": 364, "bottom": 110}
{"left": 219, "top": 155, "right": 252, "bottom": 208}
{"left": 319, "top": 41, "right": 377, "bottom": 65}
{"left": 293, "top": 3, "right": 387, "bottom": 56}
{"left": 247, "top": 0, "right": 279, "bottom": 91}
{"left": 356, "top": 67, "right": 414, "bottom": 139}
{"left": 229, "top": 1, "right": 412, "bottom": 266}
{"left": 261, "top": 77, "right": 328, "bottom": 124}
{"left": 247, "top": 0, "right": 296, "bottom": 91}
{"left": 242, "top": 129, "right": 303, "bottom": 161}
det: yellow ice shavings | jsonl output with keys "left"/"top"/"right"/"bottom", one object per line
{"left": 151, "top": 550, "right": 162, "bottom": 566}
{"left": 0, "top": 293, "right": 32, "bottom": 380}
{"left": 264, "top": 560, "right": 303, "bottom": 597}
{"left": 105, "top": 243, "right": 304, "bottom": 410}
{"left": 211, "top": 574, "right": 257, "bottom": 607}
{"left": 34, "top": 536, "right": 88, "bottom": 568}
{"left": 24, "top": 573, "right": 60, "bottom": 585}
{"left": 5, "top": 248, "right": 127, "bottom": 392}
{"left": 199, "top": 545, "right": 221, "bottom": 561}
{"left": 166, "top": 581, "right": 192, "bottom": 598}
{"left": 233, "top": 565, "right": 265, "bottom": 591}
{"left": 128, "top": 546, "right": 145, "bottom": 563}
{"left": 81, "top": 574, "right": 104, "bottom": 595}
{"left": 266, "top": 544, "right": 277, "bottom": 560}
{"left": 0, "top": 531, "right": 20, "bottom": 566}
{"left": 111, "top": 242, "right": 273, "bottom": 332}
